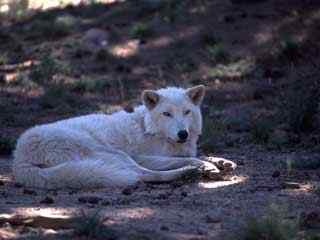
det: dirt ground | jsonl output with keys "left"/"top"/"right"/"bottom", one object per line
{"left": 0, "top": 149, "right": 319, "bottom": 239}
{"left": 1, "top": 0, "right": 320, "bottom": 239}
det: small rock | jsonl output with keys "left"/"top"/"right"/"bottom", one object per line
{"left": 119, "top": 199, "right": 130, "bottom": 205}
{"left": 170, "top": 181, "right": 184, "bottom": 188}
{"left": 264, "top": 68, "right": 284, "bottom": 79}
{"left": 181, "top": 191, "right": 188, "bottom": 197}
{"left": 101, "top": 200, "right": 111, "bottom": 206}
{"left": 14, "top": 183, "right": 23, "bottom": 188}
{"left": 160, "top": 225, "right": 169, "bottom": 231}
{"left": 205, "top": 215, "right": 221, "bottom": 223}
{"left": 78, "top": 196, "right": 102, "bottom": 204}
{"left": 122, "top": 187, "right": 133, "bottom": 196}
{"left": 237, "top": 160, "right": 245, "bottom": 166}
{"left": 156, "top": 193, "right": 168, "bottom": 200}
{"left": 23, "top": 189, "right": 37, "bottom": 195}
{"left": 301, "top": 211, "right": 320, "bottom": 229}
{"left": 223, "top": 15, "right": 235, "bottom": 23}
{"left": 283, "top": 182, "right": 300, "bottom": 189}
{"left": 40, "top": 196, "right": 54, "bottom": 204}
{"left": 272, "top": 170, "right": 281, "bottom": 178}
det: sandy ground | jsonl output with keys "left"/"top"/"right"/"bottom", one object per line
{"left": 0, "top": 148, "right": 319, "bottom": 239}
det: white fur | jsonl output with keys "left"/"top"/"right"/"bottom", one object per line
{"left": 13, "top": 86, "right": 207, "bottom": 189}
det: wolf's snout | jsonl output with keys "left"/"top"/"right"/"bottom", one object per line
{"left": 177, "top": 130, "right": 188, "bottom": 142}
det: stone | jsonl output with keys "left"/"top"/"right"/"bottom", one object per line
{"left": 40, "top": 196, "right": 54, "bottom": 204}
{"left": 78, "top": 196, "right": 102, "bottom": 204}
{"left": 272, "top": 170, "right": 280, "bottom": 178}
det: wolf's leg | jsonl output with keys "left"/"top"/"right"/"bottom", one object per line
{"left": 133, "top": 155, "right": 217, "bottom": 171}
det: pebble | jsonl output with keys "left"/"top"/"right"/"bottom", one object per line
{"left": 181, "top": 191, "right": 188, "bottom": 197}
{"left": 78, "top": 196, "right": 102, "bottom": 204}
{"left": 40, "top": 196, "right": 54, "bottom": 204}
{"left": 272, "top": 170, "right": 280, "bottom": 178}
{"left": 205, "top": 215, "right": 221, "bottom": 223}
{"left": 14, "top": 183, "right": 23, "bottom": 188}
{"left": 122, "top": 187, "right": 133, "bottom": 196}
{"left": 23, "top": 189, "right": 37, "bottom": 195}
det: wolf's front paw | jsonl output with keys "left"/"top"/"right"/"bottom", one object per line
{"left": 204, "top": 157, "right": 237, "bottom": 174}
{"left": 199, "top": 162, "right": 222, "bottom": 181}
{"left": 187, "top": 158, "right": 205, "bottom": 168}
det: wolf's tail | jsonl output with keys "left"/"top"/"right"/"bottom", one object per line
{"left": 13, "top": 159, "right": 198, "bottom": 189}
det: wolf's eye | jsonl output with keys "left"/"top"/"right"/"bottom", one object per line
{"left": 163, "top": 112, "right": 172, "bottom": 117}
{"left": 184, "top": 110, "right": 191, "bottom": 115}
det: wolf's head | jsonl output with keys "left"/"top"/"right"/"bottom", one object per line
{"left": 142, "top": 85, "right": 205, "bottom": 144}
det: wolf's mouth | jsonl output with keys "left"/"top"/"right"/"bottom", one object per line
{"left": 177, "top": 139, "right": 187, "bottom": 144}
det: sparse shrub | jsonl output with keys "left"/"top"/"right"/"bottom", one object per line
{"left": 279, "top": 36, "right": 300, "bottom": 60}
{"left": 26, "top": 15, "right": 75, "bottom": 39}
{"left": 249, "top": 117, "right": 273, "bottom": 144}
{"left": 200, "top": 117, "right": 227, "bottom": 152}
{"left": 268, "top": 130, "right": 289, "bottom": 149}
{"left": 235, "top": 204, "right": 299, "bottom": 240}
{"left": 73, "top": 210, "right": 117, "bottom": 239}
{"left": 282, "top": 77, "right": 320, "bottom": 134}
{"left": 206, "top": 43, "right": 229, "bottom": 62}
{"left": 71, "top": 77, "right": 111, "bottom": 93}
{"left": 207, "top": 59, "right": 255, "bottom": 79}
{"left": 39, "top": 85, "right": 84, "bottom": 111}
{"left": 39, "top": 86, "right": 67, "bottom": 109}
{"left": 174, "top": 58, "right": 197, "bottom": 73}
{"left": 129, "top": 22, "right": 153, "bottom": 39}
{"left": 160, "top": 0, "right": 187, "bottom": 23}
{"left": 0, "top": 137, "right": 16, "bottom": 155}
{"left": 305, "top": 232, "right": 320, "bottom": 240}
{"left": 29, "top": 55, "right": 59, "bottom": 85}
{"left": 29, "top": 55, "right": 70, "bottom": 87}
{"left": 315, "top": 186, "right": 320, "bottom": 198}
{"left": 284, "top": 155, "right": 320, "bottom": 171}
{"left": 55, "top": 15, "right": 78, "bottom": 30}
{"left": 202, "top": 32, "right": 219, "bottom": 47}
{"left": 0, "top": 53, "right": 8, "bottom": 65}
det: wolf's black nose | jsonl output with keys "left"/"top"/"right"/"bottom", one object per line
{"left": 178, "top": 130, "right": 188, "bottom": 141}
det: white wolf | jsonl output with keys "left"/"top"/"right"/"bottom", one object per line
{"left": 13, "top": 85, "right": 226, "bottom": 189}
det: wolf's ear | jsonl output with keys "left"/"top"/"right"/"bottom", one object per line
{"left": 186, "top": 85, "right": 206, "bottom": 105}
{"left": 142, "top": 90, "right": 160, "bottom": 110}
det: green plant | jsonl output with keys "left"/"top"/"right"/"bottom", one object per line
{"left": 160, "top": 0, "right": 186, "bottom": 23}
{"left": 236, "top": 204, "right": 299, "bottom": 240}
{"left": 0, "top": 53, "right": 8, "bottom": 65}
{"left": 129, "top": 22, "right": 153, "bottom": 39}
{"left": 0, "top": 137, "right": 16, "bottom": 155}
{"left": 282, "top": 77, "right": 320, "bottom": 134}
{"left": 199, "top": 117, "right": 227, "bottom": 152}
{"left": 202, "top": 32, "right": 219, "bottom": 46}
{"left": 73, "top": 210, "right": 117, "bottom": 239}
{"left": 29, "top": 55, "right": 59, "bottom": 85}
{"left": 279, "top": 36, "right": 300, "bottom": 60}
{"left": 206, "top": 43, "right": 229, "bottom": 62}
{"left": 284, "top": 155, "right": 320, "bottom": 171}
{"left": 29, "top": 55, "right": 69, "bottom": 87}
{"left": 174, "top": 58, "right": 197, "bottom": 73}
{"left": 71, "top": 77, "right": 111, "bottom": 93}
{"left": 249, "top": 117, "right": 273, "bottom": 144}
{"left": 55, "top": 15, "right": 77, "bottom": 29}
{"left": 27, "top": 15, "right": 75, "bottom": 39}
